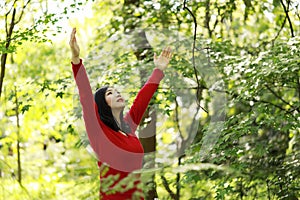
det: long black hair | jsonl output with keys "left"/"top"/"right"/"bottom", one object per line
{"left": 94, "top": 86, "right": 131, "bottom": 133}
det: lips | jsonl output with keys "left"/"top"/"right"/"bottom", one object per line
{"left": 117, "top": 98, "right": 124, "bottom": 102}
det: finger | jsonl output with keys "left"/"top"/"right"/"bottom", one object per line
{"left": 162, "top": 47, "right": 168, "bottom": 57}
{"left": 154, "top": 52, "right": 157, "bottom": 60}
{"left": 166, "top": 46, "right": 172, "bottom": 56}
{"left": 72, "top": 27, "right": 76, "bottom": 35}
{"left": 168, "top": 48, "right": 173, "bottom": 59}
{"left": 166, "top": 46, "right": 171, "bottom": 55}
{"left": 70, "top": 28, "right": 78, "bottom": 46}
{"left": 70, "top": 29, "right": 75, "bottom": 44}
{"left": 71, "top": 27, "right": 76, "bottom": 36}
{"left": 71, "top": 28, "right": 75, "bottom": 37}
{"left": 165, "top": 46, "right": 172, "bottom": 58}
{"left": 166, "top": 52, "right": 171, "bottom": 59}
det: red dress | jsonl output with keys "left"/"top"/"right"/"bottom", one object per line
{"left": 72, "top": 59, "right": 164, "bottom": 199}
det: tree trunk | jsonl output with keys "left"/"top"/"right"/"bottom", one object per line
{"left": 0, "top": 7, "right": 16, "bottom": 97}
{"left": 132, "top": 30, "right": 158, "bottom": 199}
{"left": 0, "top": 54, "right": 7, "bottom": 97}
{"left": 121, "top": 1, "right": 158, "bottom": 198}
{"left": 139, "top": 109, "right": 158, "bottom": 199}
{"left": 14, "top": 86, "right": 22, "bottom": 185}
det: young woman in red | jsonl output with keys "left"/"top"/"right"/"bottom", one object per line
{"left": 69, "top": 28, "right": 172, "bottom": 199}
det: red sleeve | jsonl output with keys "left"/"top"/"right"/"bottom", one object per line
{"left": 124, "top": 68, "right": 164, "bottom": 132}
{"left": 72, "top": 59, "right": 105, "bottom": 157}
{"left": 72, "top": 59, "right": 83, "bottom": 77}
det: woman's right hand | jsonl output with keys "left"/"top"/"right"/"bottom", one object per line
{"left": 69, "top": 28, "right": 80, "bottom": 64}
{"left": 154, "top": 46, "right": 172, "bottom": 71}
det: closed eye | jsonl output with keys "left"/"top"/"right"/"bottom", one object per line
{"left": 106, "top": 90, "right": 112, "bottom": 96}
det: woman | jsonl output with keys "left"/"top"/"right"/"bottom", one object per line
{"left": 69, "top": 27, "right": 172, "bottom": 199}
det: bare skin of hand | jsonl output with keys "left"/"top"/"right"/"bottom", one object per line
{"left": 69, "top": 28, "right": 80, "bottom": 64}
{"left": 154, "top": 46, "right": 172, "bottom": 71}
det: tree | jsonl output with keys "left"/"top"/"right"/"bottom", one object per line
{"left": 0, "top": 0, "right": 85, "bottom": 97}
{"left": 1, "top": 0, "right": 300, "bottom": 199}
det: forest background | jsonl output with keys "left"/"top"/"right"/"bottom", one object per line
{"left": 0, "top": 0, "right": 300, "bottom": 199}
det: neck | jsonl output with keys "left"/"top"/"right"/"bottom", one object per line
{"left": 111, "top": 109, "right": 122, "bottom": 127}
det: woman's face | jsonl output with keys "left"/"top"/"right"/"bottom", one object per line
{"left": 105, "top": 87, "right": 125, "bottom": 110}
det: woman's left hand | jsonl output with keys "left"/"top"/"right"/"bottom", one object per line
{"left": 154, "top": 46, "right": 172, "bottom": 71}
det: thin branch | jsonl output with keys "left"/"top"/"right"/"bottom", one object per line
{"left": 176, "top": 156, "right": 183, "bottom": 200}
{"left": 15, "top": 0, "right": 31, "bottom": 24}
{"left": 3, "top": 26, "right": 37, "bottom": 45}
{"left": 5, "top": 0, "right": 17, "bottom": 35}
{"left": 157, "top": 86, "right": 208, "bottom": 90}
{"left": 204, "top": 0, "right": 212, "bottom": 37}
{"left": 229, "top": 87, "right": 299, "bottom": 121}
{"left": 271, "top": 15, "right": 287, "bottom": 46}
{"left": 161, "top": 175, "right": 176, "bottom": 199}
{"left": 1, "top": 1, "right": 17, "bottom": 97}
{"left": 175, "top": 97, "right": 184, "bottom": 140}
{"left": 195, "top": 46, "right": 211, "bottom": 51}
{"left": 297, "top": 72, "right": 300, "bottom": 110}
{"left": 183, "top": 0, "right": 203, "bottom": 107}
{"left": 266, "top": 180, "right": 271, "bottom": 200}
{"left": 213, "top": 7, "right": 221, "bottom": 31}
{"left": 295, "top": 3, "right": 300, "bottom": 21}
{"left": 265, "top": 84, "right": 296, "bottom": 111}
{"left": 286, "top": 106, "right": 300, "bottom": 114}
{"left": 14, "top": 86, "right": 22, "bottom": 184}
{"left": 5, "top": 0, "right": 17, "bottom": 16}
{"left": 280, "top": 0, "right": 294, "bottom": 37}
{"left": 251, "top": 98, "right": 299, "bottom": 121}
{"left": 7, "top": 8, "right": 16, "bottom": 43}
{"left": 254, "top": 99, "right": 285, "bottom": 111}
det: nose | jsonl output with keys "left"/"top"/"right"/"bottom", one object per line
{"left": 115, "top": 91, "right": 121, "bottom": 97}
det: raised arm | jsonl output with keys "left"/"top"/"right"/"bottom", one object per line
{"left": 125, "top": 47, "right": 172, "bottom": 131}
{"left": 69, "top": 28, "right": 105, "bottom": 158}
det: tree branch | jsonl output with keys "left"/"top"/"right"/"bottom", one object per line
{"left": 229, "top": 89, "right": 298, "bottom": 120}
{"left": 14, "top": 86, "right": 22, "bottom": 185}
{"left": 175, "top": 97, "right": 184, "bottom": 141}
{"left": 204, "top": 0, "right": 212, "bottom": 37}
{"left": 161, "top": 175, "right": 176, "bottom": 199}
{"left": 183, "top": 0, "right": 203, "bottom": 107}
{"left": 297, "top": 71, "right": 300, "bottom": 108}
{"left": 280, "top": 0, "right": 294, "bottom": 37}
{"left": 295, "top": 3, "right": 300, "bottom": 21}
{"left": 1, "top": 2, "right": 17, "bottom": 97}
{"left": 15, "top": 0, "right": 32, "bottom": 24}
{"left": 271, "top": 15, "right": 287, "bottom": 46}
{"left": 265, "top": 84, "right": 296, "bottom": 111}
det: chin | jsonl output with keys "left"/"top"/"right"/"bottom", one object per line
{"left": 116, "top": 104, "right": 125, "bottom": 109}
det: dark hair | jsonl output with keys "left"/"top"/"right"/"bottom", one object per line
{"left": 94, "top": 86, "right": 131, "bottom": 133}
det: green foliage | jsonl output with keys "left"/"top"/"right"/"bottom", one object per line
{"left": 1, "top": 0, "right": 300, "bottom": 199}
{"left": 183, "top": 36, "right": 300, "bottom": 199}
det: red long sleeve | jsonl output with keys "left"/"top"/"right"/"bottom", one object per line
{"left": 72, "top": 59, "right": 104, "bottom": 155}
{"left": 125, "top": 68, "right": 164, "bottom": 132}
